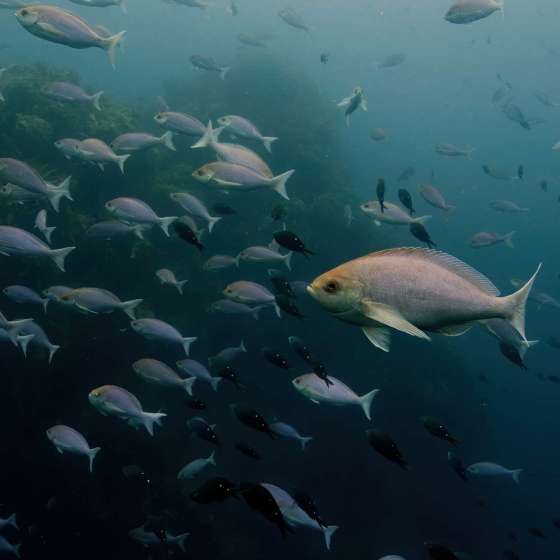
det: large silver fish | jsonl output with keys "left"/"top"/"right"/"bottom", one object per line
{"left": 307, "top": 248, "right": 540, "bottom": 352}
{"left": 445, "top": 0, "right": 503, "bottom": 24}
{"left": 15, "top": 5, "right": 126, "bottom": 68}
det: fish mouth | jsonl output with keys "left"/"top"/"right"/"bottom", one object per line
{"left": 306, "top": 284, "right": 315, "bottom": 297}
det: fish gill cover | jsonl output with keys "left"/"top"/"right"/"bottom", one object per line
{"left": 0, "top": 1, "right": 557, "bottom": 560}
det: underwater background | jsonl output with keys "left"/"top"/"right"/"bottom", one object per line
{"left": 1, "top": 1, "right": 560, "bottom": 559}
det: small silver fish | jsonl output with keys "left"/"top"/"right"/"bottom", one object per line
{"left": 105, "top": 197, "right": 177, "bottom": 236}
{"left": 46, "top": 425, "right": 100, "bottom": 472}
{"left": 34, "top": 209, "right": 55, "bottom": 244}
{"left": 131, "top": 318, "right": 197, "bottom": 356}
{"left": 41, "top": 81, "right": 103, "bottom": 110}
{"left": 3, "top": 285, "right": 49, "bottom": 312}
{"left": 217, "top": 115, "right": 277, "bottom": 153}
{"left": 111, "top": 131, "right": 175, "bottom": 153}
{"left": 61, "top": 287, "right": 142, "bottom": 318}
{"left": 156, "top": 268, "right": 188, "bottom": 295}
{"left": 170, "top": 192, "right": 221, "bottom": 233}
{"left": 133, "top": 358, "right": 195, "bottom": 395}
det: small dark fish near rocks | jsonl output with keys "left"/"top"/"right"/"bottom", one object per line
{"left": 421, "top": 416, "right": 458, "bottom": 444}
{"left": 410, "top": 222, "right": 436, "bottom": 248}
{"left": 398, "top": 188, "right": 415, "bottom": 215}
{"left": 273, "top": 230, "right": 314, "bottom": 258}
{"left": 320, "top": 52, "right": 329, "bottom": 64}
{"left": 231, "top": 403, "right": 276, "bottom": 439}
{"left": 174, "top": 221, "right": 204, "bottom": 251}
{"left": 366, "top": 429, "right": 409, "bottom": 469}
{"left": 499, "top": 342, "right": 527, "bottom": 370}
{"left": 190, "top": 477, "right": 238, "bottom": 504}
{"left": 275, "top": 294, "right": 304, "bottom": 318}
{"left": 262, "top": 347, "right": 291, "bottom": 370}
{"left": 235, "top": 442, "right": 261, "bottom": 460}
{"left": 239, "top": 482, "right": 295, "bottom": 538}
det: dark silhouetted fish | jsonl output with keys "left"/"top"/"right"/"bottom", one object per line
{"left": 231, "top": 403, "right": 275, "bottom": 438}
{"left": 425, "top": 543, "right": 459, "bottom": 560}
{"left": 184, "top": 396, "right": 207, "bottom": 410}
{"left": 448, "top": 452, "right": 468, "bottom": 482}
{"left": 239, "top": 482, "right": 295, "bottom": 538}
{"left": 410, "top": 222, "right": 436, "bottom": 248}
{"left": 366, "top": 429, "right": 409, "bottom": 469}
{"left": 212, "top": 203, "right": 236, "bottom": 215}
{"left": 268, "top": 269, "right": 295, "bottom": 298}
{"left": 376, "top": 178, "right": 386, "bottom": 212}
{"left": 218, "top": 364, "right": 244, "bottom": 389}
{"left": 275, "top": 294, "right": 304, "bottom": 318}
{"left": 173, "top": 221, "right": 204, "bottom": 251}
{"left": 273, "top": 230, "right": 314, "bottom": 257}
{"left": 235, "top": 442, "right": 261, "bottom": 460}
{"left": 262, "top": 347, "right": 291, "bottom": 370}
{"left": 398, "top": 188, "right": 415, "bottom": 215}
{"left": 190, "top": 477, "right": 237, "bottom": 504}
{"left": 293, "top": 491, "right": 326, "bottom": 528}
{"left": 499, "top": 342, "right": 527, "bottom": 370}
{"left": 421, "top": 416, "right": 458, "bottom": 444}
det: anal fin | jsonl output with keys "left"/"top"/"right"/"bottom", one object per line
{"left": 362, "top": 326, "right": 391, "bottom": 352}
{"left": 433, "top": 322, "right": 475, "bottom": 337}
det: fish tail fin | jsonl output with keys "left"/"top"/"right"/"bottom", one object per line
{"left": 44, "top": 226, "right": 56, "bottom": 245}
{"left": 220, "top": 66, "right": 230, "bottom": 80}
{"left": 263, "top": 136, "right": 278, "bottom": 153}
{"left": 13, "top": 544, "right": 20, "bottom": 559}
{"left": 160, "top": 130, "right": 176, "bottom": 151}
{"left": 283, "top": 251, "right": 293, "bottom": 271}
{"left": 323, "top": 525, "right": 339, "bottom": 550}
{"left": 273, "top": 302, "right": 282, "bottom": 318}
{"left": 132, "top": 225, "right": 145, "bottom": 240}
{"left": 117, "top": 154, "right": 130, "bottom": 174}
{"left": 142, "top": 411, "right": 166, "bottom": 436}
{"left": 182, "top": 376, "right": 196, "bottom": 396}
{"left": 176, "top": 279, "right": 188, "bottom": 295}
{"left": 210, "top": 376, "right": 221, "bottom": 392}
{"left": 88, "top": 447, "right": 101, "bottom": 473}
{"left": 50, "top": 246, "right": 76, "bottom": 272}
{"left": 300, "top": 436, "right": 313, "bottom": 451}
{"left": 252, "top": 306, "right": 264, "bottom": 320}
{"left": 519, "top": 339, "right": 539, "bottom": 359}
{"left": 504, "top": 231, "right": 515, "bottom": 249}
{"left": 4, "top": 318, "right": 32, "bottom": 347}
{"left": 512, "top": 468, "right": 522, "bottom": 484}
{"left": 271, "top": 169, "right": 294, "bottom": 200}
{"left": 208, "top": 451, "right": 216, "bottom": 465}
{"left": 104, "top": 30, "right": 127, "bottom": 69}
{"left": 6, "top": 513, "right": 17, "bottom": 530}
{"left": 91, "top": 90, "right": 104, "bottom": 111}
{"left": 239, "top": 339, "right": 247, "bottom": 353}
{"left": 56, "top": 175, "right": 73, "bottom": 200}
{"left": 191, "top": 120, "right": 217, "bottom": 149}
{"left": 207, "top": 215, "right": 222, "bottom": 233}
{"left": 158, "top": 216, "right": 177, "bottom": 236}
{"left": 121, "top": 298, "right": 143, "bottom": 319}
{"left": 47, "top": 343, "right": 60, "bottom": 364}
{"left": 359, "top": 388, "right": 380, "bottom": 420}
{"left": 414, "top": 215, "right": 432, "bottom": 225}
{"left": 17, "top": 334, "right": 34, "bottom": 357}
{"left": 173, "top": 532, "right": 190, "bottom": 552}
{"left": 182, "top": 336, "right": 197, "bottom": 356}
{"left": 502, "top": 263, "right": 542, "bottom": 341}
{"left": 41, "top": 297, "right": 49, "bottom": 314}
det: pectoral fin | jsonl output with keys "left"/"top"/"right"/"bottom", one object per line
{"left": 213, "top": 178, "right": 243, "bottom": 186}
{"left": 362, "top": 326, "right": 391, "bottom": 352}
{"left": 359, "top": 299, "right": 431, "bottom": 341}
{"left": 37, "top": 21, "right": 66, "bottom": 38}
{"left": 433, "top": 322, "right": 475, "bottom": 336}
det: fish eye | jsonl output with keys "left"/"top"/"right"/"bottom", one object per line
{"left": 196, "top": 169, "right": 204, "bottom": 175}
{"left": 294, "top": 379, "right": 300, "bottom": 385}
{"left": 324, "top": 280, "right": 339, "bottom": 294}
{"left": 21, "top": 9, "right": 28, "bottom": 15}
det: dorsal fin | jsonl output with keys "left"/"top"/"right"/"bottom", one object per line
{"left": 367, "top": 248, "right": 500, "bottom": 296}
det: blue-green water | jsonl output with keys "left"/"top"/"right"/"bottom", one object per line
{"left": 0, "top": 1, "right": 559, "bottom": 559}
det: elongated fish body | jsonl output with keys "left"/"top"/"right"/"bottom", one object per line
{"left": 292, "top": 373, "right": 379, "bottom": 420}
{"left": 89, "top": 384, "right": 166, "bottom": 435}
{"left": 278, "top": 8, "right": 309, "bottom": 31}
{"left": 46, "top": 425, "right": 100, "bottom": 472}
{"left": 15, "top": 5, "right": 126, "bottom": 67}
{"left": 361, "top": 201, "right": 430, "bottom": 225}
{"left": 176, "top": 358, "right": 221, "bottom": 391}
{"left": 208, "top": 299, "right": 264, "bottom": 319}
{"left": 262, "top": 483, "right": 338, "bottom": 550}
{"left": 61, "top": 287, "right": 142, "bottom": 319}
{"left": 445, "top": 0, "right": 503, "bottom": 24}
{"left": 238, "top": 246, "right": 292, "bottom": 269}
{"left": 3, "top": 285, "right": 49, "bottom": 312}
{"left": 0, "top": 226, "right": 75, "bottom": 271}
{"left": 269, "top": 421, "right": 312, "bottom": 450}
{"left": 192, "top": 161, "right": 293, "bottom": 200}
{"left": 21, "top": 320, "right": 60, "bottom": 363}
{"left": 470, "top": 231, "right": 514, "bottom": 248}
{"left": 70, "top": 0, "right": 125, "bottom": 11}
{"left": 308, "top": 248, "right": 540, "bottom": 352}
{"left": 435, "top": 143, "right": 473, "bottom": 157}
{"left": 154, "top": 111, "right": 206, "bottom": 137}
{"left": 0, "top": 158, "right": 52, "bottom": 196}
{"left": 203, "top": 255, "right": 238, "bottom": 271}
{"left": 75, "top": 138, "right": 130, "bottom": 173}
{"left": 131, "top": 318, "right": 197, "bottom": 356}
{"left": 86, "top": 221, "right": 146, "bottom": 240}
{"left": 190, "top": 55, "right": 229, "bottom": 80}
{"left": 466, "top": 462, "right": 522, "bottom": 483}
{"left": 105, "top": 197, "right": 177, "bottom": 236}
{"left": 490, "top": 200, "right": 528, "bottom": 213}
{"left": 192, "top": 123, "right": 273, "bottom": 177}
{"left": 111, "top": 132, "right": 175, "bottom": 153}
{"left": 178, "top": 452, "right": 216, "bottom": 480}
{"left": 170, "top": 192, "right": 222, "bottom": 232}
{"left": 133, "top": 358, "right": 195, "bottom": 394}
{"left": 217, "top": 115, "right": 277, "bottom": 152}
{"left": 41, "top": 81, "right": 103, "bottom": 110}
{"left": 420, "top": 185, "right": 454, "bottom": 211}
